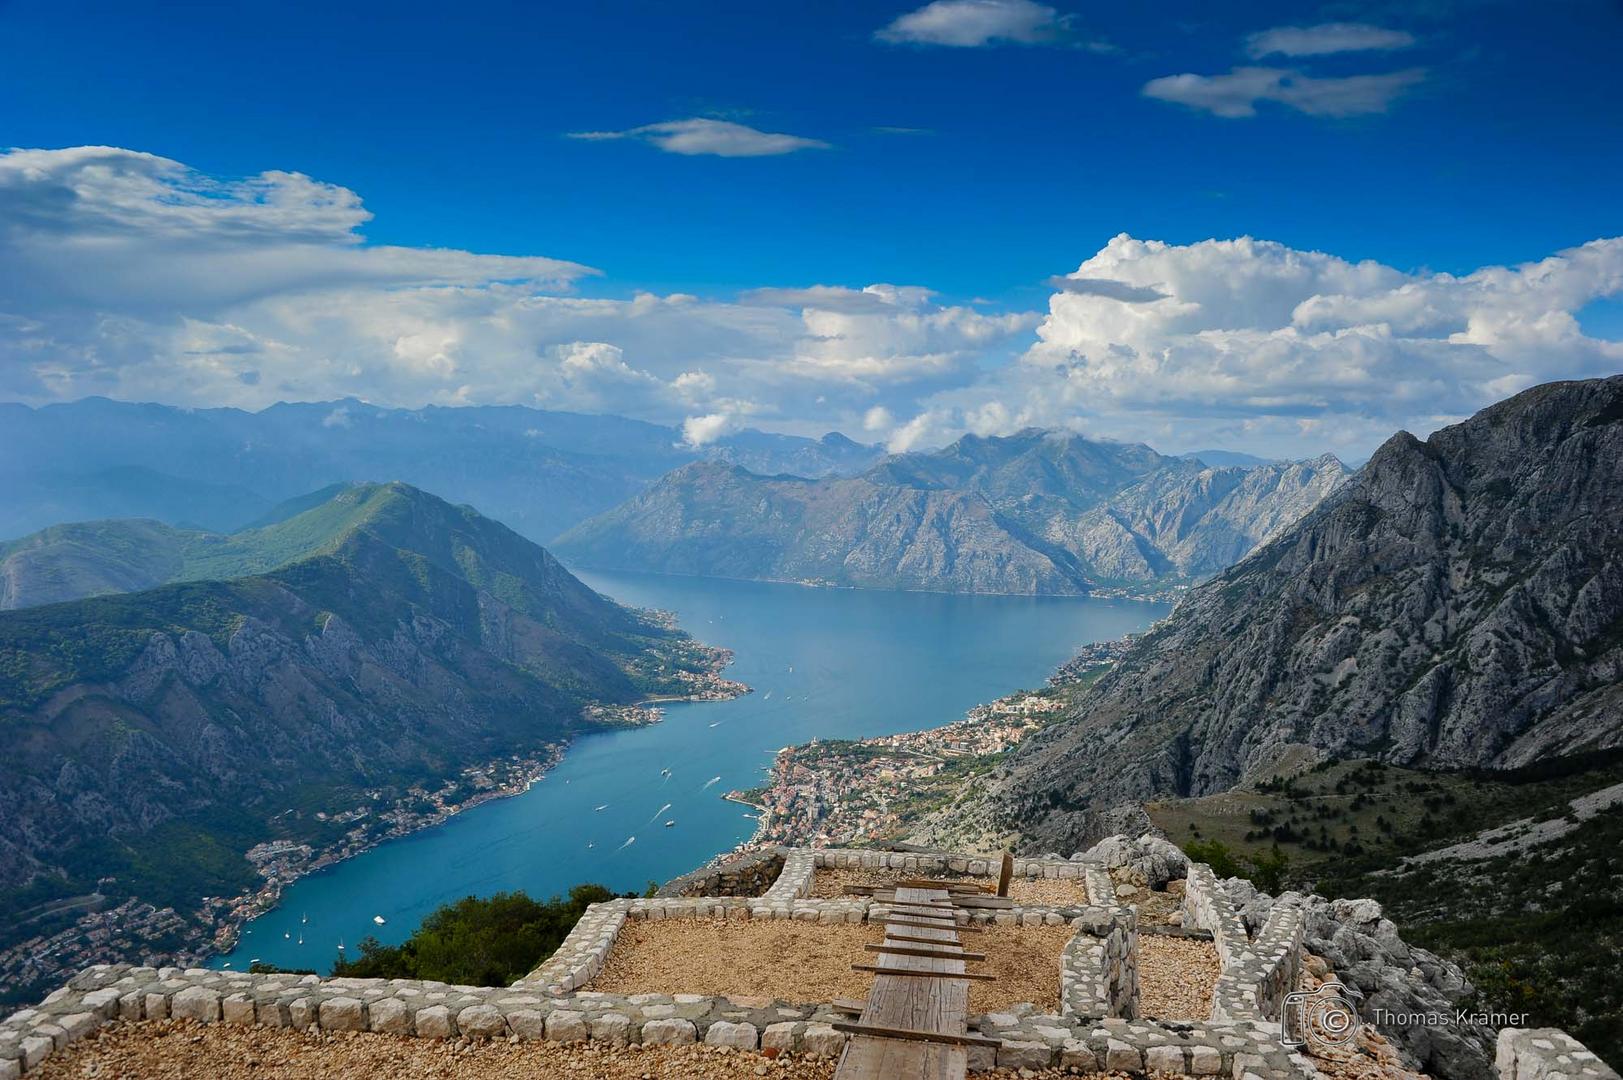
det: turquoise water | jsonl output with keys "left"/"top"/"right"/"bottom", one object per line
{"left": 214, "top": 571, "right": 1165, "bottom": 973}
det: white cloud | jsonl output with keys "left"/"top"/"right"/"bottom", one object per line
{"left": 4, "top": 148, "right": 1619, "bottom": 466}
{"left": 887, "top": 233, "right": 1623, "bottom": 459}
{"left": 1245, "top": 23, "right": 1416, "bottom": 58}
{"left": 0, "top": 147, "right": 1034, "bottom": 435}
{"left": 681, "top": 412, "right": 738, "bottom": 447}
{"left": 1143, "top": 66, "right": 1425, "bottom": 118}
{"left": 876, "top": 0, "right": 1069, "bottom": 47}
{"left": 567, "top": 118, "right": 829, "bottom": 157}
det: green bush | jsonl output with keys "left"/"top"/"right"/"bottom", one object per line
{"left": 331, "top": 884, "right": 621, "bottom": 986}
{"left": 1182, "top": 838, "right": 1292, "bottom": 891}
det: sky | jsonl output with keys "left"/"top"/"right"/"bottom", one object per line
{"left": 1, "top": 0, "right": 1621, "bottom": 460}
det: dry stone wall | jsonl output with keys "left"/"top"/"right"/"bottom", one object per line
{"left": 13, "top": 846, "right": 1613, "bottom": 1080}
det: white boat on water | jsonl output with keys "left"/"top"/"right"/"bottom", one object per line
{"left": 373, "top": 915, "right": 386, "bottom": 925}
{"left": 594, "top": 804, "right": 608, "bottom": 811}
{"left": 664, "top": 820, "right": 675, "bottom": 827}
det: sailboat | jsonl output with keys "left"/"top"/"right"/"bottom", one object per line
{"left": 373, "top": 915, "right": 386, "bottom": 926}
{"left": 301, "top": 913, "right": 307, "bottom": 925}
{"left": 297, "top": 934, "right": 303, "bottom": 946}
{"left": 337, "top": 938, "right": 346, "bottom": 953}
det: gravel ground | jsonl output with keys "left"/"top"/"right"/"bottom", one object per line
{"left": 32, "top": 1020, "right": 1162, "bottom": 1079}
{"left": 1136, "top": 934, "right": 1220, "bottom": 1020}
{"left": 588, "top": 918, "right": 1074, "bottom": 1012}
{"left": 31, "top": 1019, "right": 837, "bottom": 1080}
{"left": 807, "top": 867, "right": 1088, "bottom": 906}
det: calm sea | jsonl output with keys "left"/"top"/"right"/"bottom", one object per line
{"left": 213, "top": 570, "right": 1166, "bottom": 972}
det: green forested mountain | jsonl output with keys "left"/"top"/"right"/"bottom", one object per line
{"left": 0, "top": 482, "right": 722, "bottom": 962}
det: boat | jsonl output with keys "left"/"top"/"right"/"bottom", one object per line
{"left": 373, "top": 915, "right": 386, "bottom": 926}
{"left": 664, "top": 820, "right": 675, "bottom": 827}
{"left": 337, "top": 939, "right": 346, "bottom": 952}
{"left": 297, "top": 935, "right": 303, "bottom": 946}
{"left": 301, "top": 913, "right": 307, "bottom": 924}
{"left": 660, "top": 768, "right": 671, "bottom": 777}
{"left": 594, "top": 804, "right": 608, "bottom": 811}
{"left": 283, "top": 932, "right": 290, "bottom": 939}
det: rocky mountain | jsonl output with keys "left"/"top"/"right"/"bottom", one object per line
{"left": 0, "top": 483, "right": 724, "bottom": 925}
{"left": 980, "top": 376, "right": 1623, "bottom": 852}
{"left": 0, "top": 399, "right": 882, "bottom": 543}
{"left": 554, "top": 430, "right": 1348, "bottom": 594}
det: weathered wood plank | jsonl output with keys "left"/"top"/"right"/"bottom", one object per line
{"left": 864, "top": 943, "right": 987, "bottom": 961}
{"left": 884, "top": 917, "right": 983, "bottom": 933}
{"left": 832, "top": 1021, "right": 1003, "bottom": 1049}
{"left": 996, "top": 851, "right": 1013, "bottom": 898}
{"left": 850, "top": 964, "right": 997, "bottom": 981}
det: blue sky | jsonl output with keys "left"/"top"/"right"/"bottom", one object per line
{"left": 1, "top": 0, "right": 1620, "bottom": 458}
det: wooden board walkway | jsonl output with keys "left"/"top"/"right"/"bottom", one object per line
{"left": 833, "top": 886, "right": 986, "bottom": 1080}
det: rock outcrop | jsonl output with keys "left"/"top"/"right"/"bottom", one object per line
{"left": 1225, "top": 881, "right": 1495, "bottom": 1080}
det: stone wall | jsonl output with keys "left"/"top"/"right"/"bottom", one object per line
{"left": 1060, "top": 905, "right": 1138, "bottom": 1020}
{"left": 1497, "top": 1028, "right": 1620, "bottom": 1080}
{"left": 656, "top": 847, "right": 786, "bottom": 898}
{"left": 25, "top": 847, "right": 1610, "bottom": 1080}
{"left": 1181, "top": 863, "right": 1249, "bottom": 967}
{"left": 1209, "top": 905, "right": 1302, "bottom": 1023}
{"left": 810, "top": 847, "right": 1090, "bottom": 880}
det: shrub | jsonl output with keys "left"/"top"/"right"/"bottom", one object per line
{"left": 331, "top": 884, "right": 622, "bottom": 986}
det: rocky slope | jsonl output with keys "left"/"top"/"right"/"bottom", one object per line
{"left": 0, "top": 483, "right": 722, "bottom": 918}
{"left": 979, "top": 376, "right": 1623, "bottom": 851}
{"left": 554, "top": 430, "right": 1347, "bottom": 594}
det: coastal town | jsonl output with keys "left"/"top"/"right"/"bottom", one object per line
{"left": 0, "top": 649, "right": 749, "bottom": 1010}
{"left": 726, "top": 689, "right": 1063, "bottom": 850}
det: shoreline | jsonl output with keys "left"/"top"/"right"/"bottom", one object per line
{"left": 569, "top": 562, "right": 1184, "bottom": 604}
{"left": 207, "top": 678, "right": 754, "bottom": 969}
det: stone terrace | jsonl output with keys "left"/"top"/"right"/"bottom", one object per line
{"left": 3, "top": 845, "right": 1615, "bottom": 1080}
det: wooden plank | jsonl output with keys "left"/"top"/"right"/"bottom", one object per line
{"left": 837, "top": 885, "right": 971, "bottom": 1080}
{"left": 884, "top": 932, "right": 970, "bottom": 946}
{"left": 869, "top": 892, "right": 957, "bottom": 906}
{"left": 942, "top": 895, "right": 1013, "bottom": 910}
{"left": 832, "top": 1021, "right": 1004, "bottom": 1049}
{"left": 996, "top": 851, "right": 1013, "bottom": 898}
{"left": 851, "top": 964, "right": 997, "bottom": 982}
{"left": 866, "top": 943, "right": 986, "bottom": 962}
{"left": 831, "top": 998, "right": 867, "bottom": 1015}
{"left": 895, "top": 878, "right": 993, "bottom": 894}
{"left": 884, "top": 917, "right": 982, "bottom": 934}
{"left": 882, "top": 902, "right": 954, "bottom": 915}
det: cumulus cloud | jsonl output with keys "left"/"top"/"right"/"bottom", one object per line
{"left": 4, "top": 148, "right": 1619, "bottom": 465}
{"left": 567, "top": 118, "right": 829, "bottom": 157}
{"left": 876, "top": 0, "right": 1070, "bottom": 47}
{"left": 1245, "top": 23, "right": 1416, "bottom": 58}
{"left": 1143, "top": 66, "right": 1425, "bottom": 118}
{"left": 886, "top": 233, "right": 1623, "bottom": 458}
{"left": 0, "top": 146, "right": 1033, "bottom": 433}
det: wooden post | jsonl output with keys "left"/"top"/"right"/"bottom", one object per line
{"left": 996, "top": 851, "right": 1013, "bottom": 898}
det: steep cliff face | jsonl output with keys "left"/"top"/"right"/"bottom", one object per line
{"left": 555, "top": 431, "right": 1347, "bottom": 595}
{"left": 988, "top": 377, "right": 1623, "bottom": 852}
{"left": 0, "top": 483, "right": 712, "bottom": 898}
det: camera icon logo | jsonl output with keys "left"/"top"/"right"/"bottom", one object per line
{"left": 1280, "top": 982, "right": 1361, "bottom": 1050}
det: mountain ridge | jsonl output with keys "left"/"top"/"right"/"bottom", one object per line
{"left": 966, "top": 375, "right": 1623, "bottom": 852}
{"left": 553, "top": 431, "right": 1349, "bottom": 595}
{"left": 0, "top": 482, "right": 733, "bottom": 968}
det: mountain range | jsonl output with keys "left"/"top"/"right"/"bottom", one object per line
{"left": 960, "top": 376, "right": 1623, "bottom": 851}
{"left": 0, "top": 398, "right": 883, "bottom": 544}
{"left": 553, "top": 430, "right": 1349, "bottom": 594}
{"left": 0, "top": 482, "right": 727, "bottom": 947}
